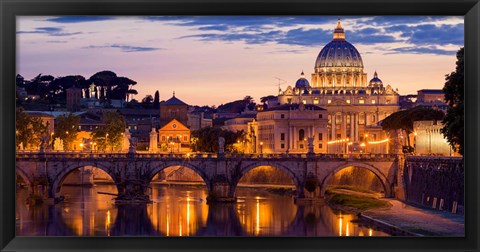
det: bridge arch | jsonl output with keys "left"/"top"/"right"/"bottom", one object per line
{"left": 16, "top": 166, "right": 33, "bottom": 186}
{"left": 320, "top": 162, "right": 392, "bottom": 198}
{"left": 236, "top": 162, "right": 303, "bottom": 197}
{"left": 50, "top": 163, "right": 119, "bottom": 199}
{"left": 148, "top": 162, "right": 211, "bottom": 190}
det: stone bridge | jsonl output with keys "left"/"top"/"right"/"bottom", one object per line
{"left": 16, "top": 152, "right": 400, "bottom": 203}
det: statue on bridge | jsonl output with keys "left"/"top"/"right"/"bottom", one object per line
{"left": 54, "top": 137, "right": 64, "bottom": 151}
{"left": 218, "top": 137, "right": 225, "bottom": 154}
{"left": 128, "top": 137, "right": 136, "bottom": 154}
{"left": 307, "top": 137, "right": 314, "bottom": 154}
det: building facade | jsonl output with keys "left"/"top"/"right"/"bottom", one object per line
{"left": 276, "top": 20, "right": 400, "bottom": 152}
{"left": 158, "top": 119, "right": 191, "bottom": 153}
{"left": 160, "top": 92, "right": 189, "bottom": 127}
{"left": 413, "top": 120, "right": 454, "bottom": 156}
{"left": 254, "top": 103, "right": 328, "bottom": 154}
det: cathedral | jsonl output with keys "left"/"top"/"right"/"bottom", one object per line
{"left": 259, "top": 20, "right": 400, "bottom": 154}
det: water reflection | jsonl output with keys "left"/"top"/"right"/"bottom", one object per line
{"left": 16, "top": 185, "right": 389, "bottom": 236}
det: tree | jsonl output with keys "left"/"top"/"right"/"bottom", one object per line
{"left": 89, "top": 70, "right": 117, "bottom": 103}
{"left": 141, "top": 95, "right": 154, "bottom": 109}
{"left": 191, "top": 127, "right": 244, "bottom": 153}
{"left": 92, "top": 111, "right": 126, "bottom": 151}
{"left": 15, "top": 108, "right": 48, "bottom": 150}
{"left": 153, "top": 90, "right": 160, "bottom": 109}
{"left": 48, "top": 75, "right": 86, "bottom": 105}
{"left": 441, "top": 47, "right": 464, "bottom": 155}
{"left": 382, "top": 107, "right": 444, "bottom": 151}
{"left": 54, "top": 113, "right": 80, "bottom": 151}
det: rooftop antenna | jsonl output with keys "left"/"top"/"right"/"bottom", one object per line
{"left": 274, "top": 77, "right": 286, "bottom": 93}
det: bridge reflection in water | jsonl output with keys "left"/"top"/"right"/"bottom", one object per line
{"left": 16, "top": 185, "right": 389, "bottom": 237}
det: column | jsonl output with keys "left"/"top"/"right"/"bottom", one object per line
{"left": 289, "top": 126, "right": 293, "bottom": 150}
{"left": 292, "top": 126, "right": 296, "bottom": 150}
{"left": 331, "top": 114, "right": 336, "bottom": 141}
{"left": 350, "top": 113, "right": 354, "bottom": 141}
{"left": 323, "top": 74, "right": 326, "bottom": 88}
{"left": 354, "top": 113, "right": 359, "bottom": 142}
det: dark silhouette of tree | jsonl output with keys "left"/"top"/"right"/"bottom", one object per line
{"left": 153, "top": 91, "right": 160, "bottom": 109}
{"left": 142, "top": 95, "right": 154, "bottom": 108}
{"left": 48, "top": 75, "right": 86, "bottom": 104}
{"left": 110, "top": 76, "right": 137, "bottom": 100}
{"left": 16, "top": 74, "right": 25, "bottom": 87}
{"left": 89, "top": 70, "right": 117, "bottom": 104}
{"left": 24, "top": 74, "right": 54, "bottom": 98}
{"left": 441, "top": 47, "right": 464, "bottom": 155}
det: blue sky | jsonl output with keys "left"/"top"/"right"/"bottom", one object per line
{"left": 17, "top": 16, "right": 464, "bottom": 106}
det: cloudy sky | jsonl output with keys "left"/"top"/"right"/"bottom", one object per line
{"left": 17, "top": 16, "right": 463, "bottom": 106}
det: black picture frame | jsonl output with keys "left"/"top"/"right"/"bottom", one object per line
{"left": 1, "top": 0, "right": 479, "bottom": 251}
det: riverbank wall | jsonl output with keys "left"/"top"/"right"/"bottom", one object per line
{"left": 403, "top": 156, "right": 464, "bottom": 215}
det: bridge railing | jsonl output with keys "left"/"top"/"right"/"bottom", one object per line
{"left": 17, "top": 151, "right": 400, "bottom": 161}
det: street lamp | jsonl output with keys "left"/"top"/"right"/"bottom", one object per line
{"left": 260, "top": 141, "right": 263, "bottom": 154}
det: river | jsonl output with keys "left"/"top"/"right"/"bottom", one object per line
{"left": 16, "top": 184, "right": 389, "bottom": 236}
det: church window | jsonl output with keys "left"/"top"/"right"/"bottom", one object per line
{"left": 162, "top": 135, "right": 166, "bottom": 142}
{"left": 183, "top": 135, "right": 188, "bottom": 142}
{"left": 302, "top": 100, "right": 307, "bottom": 104}
{"left": 386, "top": 100, "right": 391, "bottom": 104}
{"left": 319, "top": 114, "right": 323, "bottom": 119}
{"left": 281, "top": 133, "right": 285, "bottom": 141}
{"left": 299, "top": 129, "right": 305, "bottom": 141}
{"left": 319, "top": 143, "right": 323, "bottom": 149}
{"left": 313, "top": 97, "right": 319, "bottom": 104}
{"left": 346, "top": 99, "right": 351, "bottom": 104}
{"left": 281, "top": 144, "right": 285, "bottom": 149}
{"left": 371, "top": 99, "right": 376, "bottom": 104}
{"left": 328, "top": 115, "right": 332, "bottom": 124}
{"left": 327, "top": 99, "right": 332, "bottom": 104}
{"left": 281, "top": 114, "right": 285, "bottom": 119}
{"left": 372, "top": 115, "right": 376, "bottom": 123}
{"left": 359, "top": 99, "right": 365, "bottom": 104}
{"left": 347, "top": 115, "right": 351, "bottom": 124}
{"left": 359, "top": 113, "right": 365, "bottom": 124}
{"left": 318, "top": 133, "right": 323, "bottom": 141}
{"left": 336, "top": 114, "right": 342, "bottom": 124}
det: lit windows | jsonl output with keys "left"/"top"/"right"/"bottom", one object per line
{"left": 359, "top": 99, "right": 365, "bottom": 104}
{"left": 371, "top": 99, "right": 376, "bottom": 104}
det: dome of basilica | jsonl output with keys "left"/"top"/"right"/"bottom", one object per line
{"left": 314, "top": 20, "right": 364, "bottom": 69}
{"left": 369, "top": 71, "right": 383, "bottom": 87}
{"left": 295, "top": 71, "right": 310, "bottom": 89}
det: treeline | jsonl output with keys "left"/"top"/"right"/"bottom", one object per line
{"left": 16, "top": 108, "right": 126, "bottom": 151}
{"left": 16, "top": 70, "right": 140, "bottom": 107}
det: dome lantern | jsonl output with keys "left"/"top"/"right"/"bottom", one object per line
{"left": 333, "top": 19, "right": 345, "bottom": 40}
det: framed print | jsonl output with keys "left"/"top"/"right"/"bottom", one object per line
{"left": 1, "top": 0, "right": 479, "bottom": 251}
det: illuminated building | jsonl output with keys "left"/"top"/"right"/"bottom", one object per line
{"left": 276, "top": 20, "right": 400, "bottom": 152}
{"left": 254, "top": 103, "right": 328, "bottom": 154}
